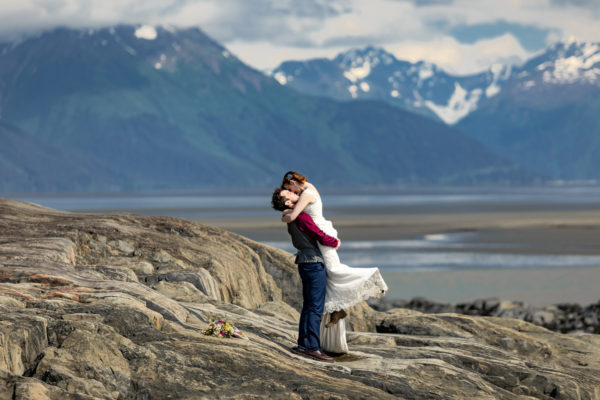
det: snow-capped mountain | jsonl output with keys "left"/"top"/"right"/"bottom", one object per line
{"left": 271, "top": 42, "right": 600, "bottom": 125}
{"left": 456, "top": 40, "right": 600, "bottom": 181}
{"left": 272, "top": 41, "right": 600, "bottom": 181}
{"left": 271, "top": 46, "right": 514, "bottom": 125}
{"left": 516, "top": 40, "right": 600, "bottom": 88}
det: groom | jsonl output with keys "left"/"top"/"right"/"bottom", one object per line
{"left": 272, "top": 188, "right": 339, "bottom": 362}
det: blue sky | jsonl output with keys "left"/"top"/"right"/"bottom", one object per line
{"left": 449, "top": 21, "right": 554, "bottom": 51}
{"left": 0, "top": 0, "right": 599, "bottom": 74}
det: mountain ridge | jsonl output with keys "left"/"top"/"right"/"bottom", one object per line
{"left": 270, "top": 41, "right": 600, "bottom": 125}
{"left": 0, "top": 25, "right": 531, "bottom": 193}
{"left": 271, "top": 41, "right": 600, "bottom": 181}
{"left": 271, "top": 45, "right": 514, "bottom": 124}
{"left": 456, "top": 41, "right": 600, "bottom": 180}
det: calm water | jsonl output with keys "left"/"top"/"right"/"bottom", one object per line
{"left": 7, "top": 185, "right": 600, "bottom": 274}
{"left": 264, "top": 232, "right": 600, "bottom": 271}
{"left": 9, "top": 185, "right": 600, "bottom": 219}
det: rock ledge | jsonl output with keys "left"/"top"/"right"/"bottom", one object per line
{"left": 1, "top": 198, "right": 599, "bottom": 399}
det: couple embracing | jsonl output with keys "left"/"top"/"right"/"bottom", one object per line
{"left": 272, "top": 171, "right": 388, "bottom": 362}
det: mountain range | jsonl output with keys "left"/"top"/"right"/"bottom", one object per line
{"left": 0, "top": 25, "right": 528, "bottom": 193}
{"left": 270, "top": 46, "right": 513, "bottom": 125}
{"left": 457, "top": 41, "right": 600, "bottom": 180}
{"left": 271, "top": 42, "right": 600, "bottom": 181}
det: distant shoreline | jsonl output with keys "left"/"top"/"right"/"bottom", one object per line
{"left": 4, "top": 192, "right": 600, "bottom": 307}
{"left": 368, "top": 295, "right": 600, "bottom": 334}
{"left": 379, "top": 266, "right": 600, "bottom": 308}
{"left": 209, "top": 207, "right": 600, "bottom": 308}
{"left": 204, "top": 208, "right": 600, "bottom": 254}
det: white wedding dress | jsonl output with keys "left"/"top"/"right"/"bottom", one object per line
{"left": 302, "top": 189, "right": 388, "bottom": 353}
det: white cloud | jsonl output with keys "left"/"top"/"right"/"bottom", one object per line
{"left": 224, "top": 41, "right": 348, "bottom": 73}
{"left": 388, "top": 33, "right": 532, "bottom": 75}
{"left": 217, "top": 0, "right": 600, "bottom": 71}
{"left": 0, "top": 0, "right": 598, "bottom": 73}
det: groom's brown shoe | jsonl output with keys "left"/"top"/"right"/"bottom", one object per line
{"left": 326, "top": 309, "right": 347, "bottom": 327}
{"left": 297, "top": 349, "right": 334, "bottom": 363}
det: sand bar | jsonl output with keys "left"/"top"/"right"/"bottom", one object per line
{"left": 201, "top": 208, "right": 600, "bottom": 254}
{"left": 200, "top": 207, "right": 600, "bottom": 306}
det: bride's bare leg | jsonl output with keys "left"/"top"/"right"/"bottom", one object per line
{"left": 326, "top": 309, "right": 347, "bottom": 327}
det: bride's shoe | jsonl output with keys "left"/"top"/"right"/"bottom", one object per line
{"left": 326, "top": 309, "right": 347, "bottom": 327}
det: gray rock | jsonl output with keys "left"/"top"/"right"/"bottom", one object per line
{"left": 530, "top": 310, "right": 556, "bottom": 326}
{"left": 371, "top": 296, "right": 600, "bottom": 335}
{"left": 1, "top": 198, "right": 599, "bottom": 399}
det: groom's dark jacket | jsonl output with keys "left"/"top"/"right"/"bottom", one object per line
{"left": 288, "top": 212, "right": 339, "bottom": 264}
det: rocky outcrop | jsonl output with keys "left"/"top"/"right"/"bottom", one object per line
{"left": 370, "top": 297, "right": 600, "bottom": 334}
{"left": 1, "top": 198, "right": 599, "bottom": 399}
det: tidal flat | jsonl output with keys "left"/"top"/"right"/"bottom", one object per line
{"left": 207, "top": 206, "right": 600, "bottom": 307}
{"left": 9, "top": 186, "right": 600, "bottom": 307}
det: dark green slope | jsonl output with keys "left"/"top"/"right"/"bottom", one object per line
{"left": 456, "top": 83, "right": 600, "bottom": 180}
{"left": 0, "top": 25, "right": 530, "bottom": 192}
{"left": 0, "top": 121, "right": 127, "bottom": 192}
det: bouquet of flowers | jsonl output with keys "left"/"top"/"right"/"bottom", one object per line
{"left": 201, "top": 319, "right": 246, "bottom": 339}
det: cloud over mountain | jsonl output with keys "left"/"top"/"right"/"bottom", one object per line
{"left": 0, "top": 0, "right": 599, "bottom": 75}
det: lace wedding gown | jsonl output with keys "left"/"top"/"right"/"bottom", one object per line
{"left": 302, "top": 189, "right": 388, "bottom": 353}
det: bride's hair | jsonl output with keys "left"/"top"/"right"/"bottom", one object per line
{"left": 281, "top": 171, "right": 307, "bottom": 188}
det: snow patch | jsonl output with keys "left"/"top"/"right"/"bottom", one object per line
{"left": 348, "top": 85, "right": 358, "bottom": 98}
{"left": 543, "top": 70, "right": 552, "bottom": 82}
{"left": 154, "top": 54, "right": 166, "bottom": 70}
{"left": 551, "top": 55, "right": 600, "bottom": 83}
{"left": 418, "top": 64, "right": 434, "bottom": 81}
{"left": 390, "top": 90, "right": 400, "bottom": 98}
{"left": 425, "top": 83, "right": 482, "bottom": 125}
{"left": 360, "top": 82, "right": 370, "bottom": 92}
{"left": 584, "top": 68, "right": 600, "bottom": 82}
{"left": 163, "top": 25, "right": 177, "bottom": 34}
{"left": 485, "top": 63, "right": 507, "bottom": 98}
{"left": 490, "top": 63, "right": 504, "bottom": 77}
{"left": 135, "top": 25, "right": 157, "bottom": 40}
{"left": 123, "top": 45, "right": 137, "bottom": 56}
{"left": 523, "top": 80, "right": 536, "bottom": 88}
{"left": 273, "top": 72, "right": 288, "bottom": 85}
{"left": 412, "top": 90, "right": 424, "bottom": 107}
{"left": 582, "top": 43, "right": 599, "bottom": 58}
{"left": 541, "top": 43, "right": 600, "bottom": 84}
{"left": 343, "top": 60, "right": 371, "bottom": 83}
{"left": 486, "top": 83, "right": 500, "bottom": 97}
{"left": 222, "top": 50, "right": 231, "bottom": 58}
{"left": 537, "top": 61, "right": 552, "bottom": 71}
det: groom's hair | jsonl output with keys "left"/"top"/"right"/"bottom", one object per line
{"left": 271, "top": 188, "right": 289, "bottom": 212}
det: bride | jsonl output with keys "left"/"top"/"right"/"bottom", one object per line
{"left": 278, "top": 171, "right": 388, "bottom": 353}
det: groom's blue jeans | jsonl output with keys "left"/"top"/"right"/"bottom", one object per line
{"left": 297, "top": 262, "right": 327, "bottom": 351}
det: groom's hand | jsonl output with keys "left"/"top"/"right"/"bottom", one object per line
{"left": 281, "top": 209, "right": 294, "bottom": 223}
{"left": 335, "top": 239, "right": 341, "bottom": 250}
